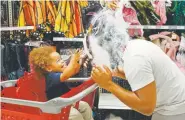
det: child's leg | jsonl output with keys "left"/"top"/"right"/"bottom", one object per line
{"left": 69, "top": 107, "right": 84, "bottom": 120}
{"left": 78, "top": 101, "right": 94, "bottom": 120}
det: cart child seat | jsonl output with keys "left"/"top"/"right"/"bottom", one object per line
{"left": 1, "top": 71, "right": 98, "bottom": 120}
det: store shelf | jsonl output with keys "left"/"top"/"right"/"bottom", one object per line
{"left": 98, "top": 93, "right": 131, "bottom": 110}
{"left": 53, "top": 37, "right": 84, "bottom": 42}
{"left": 129, "top": 25, "right": 185, "bottom": 29}
{"left": 53, "top": 25, "right": 185, "bottom": 43}
{"left": 0, "top": 26, "right": 34, "bottom": 31}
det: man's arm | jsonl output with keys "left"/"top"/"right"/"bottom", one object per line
{"left": 108, "top": 81, "right": 156, "bottom": 116}
{"left": 112, "top": 66, "right": 127, "bottom": 80}
{"left": 91, "top": 64, "right": 156, "bottom": 116}
{"left": 112, "top": 55, "right": 156, "bottom": 115}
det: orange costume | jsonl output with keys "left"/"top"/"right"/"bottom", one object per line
{"left": 55, "top": 0, "right": 88, "bottom": 38}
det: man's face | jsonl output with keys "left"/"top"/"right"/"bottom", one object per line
{"left": 48, "top": 52, "right": 67, "bottom": 72}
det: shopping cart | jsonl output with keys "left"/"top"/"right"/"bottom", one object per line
{"left": 1, "top": 72, "right": 98, "bottom": 120}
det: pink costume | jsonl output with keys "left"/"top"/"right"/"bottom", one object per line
{"left": 122, "top": 5, "right": 143, "bottom": 37}
{"left": 151, "top": 0, "right": 167, "bottom": 25}
{"left": 149, "top": 33, "right": 185, "bottom": 75}
{"left": 176, "top": 35, "right": 185, "bottom": 69}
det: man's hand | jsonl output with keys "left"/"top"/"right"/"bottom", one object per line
{"left": 112, "top": 66, "right": 126, "bottom": 80}
{"left": 79, "top": 52, "right": 90, "bottom": 68}
{"left": 91, "top": 65, "right": 113, "bottom": 91}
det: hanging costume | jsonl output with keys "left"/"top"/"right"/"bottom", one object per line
{"left": 18, "top": 0, "right": 57, "bottom": 35}
{"left": 149, "top": 32, "right": 185, "bottom": 75}
{"left": 151, "top": 0, "right": 167, "bottom": 25}
{"left": 122, "top": 4, "right": 143, "bottom": 37}
{"left": 55, "top": 0, "right": 88, "bottom": 38}
{"left": 130, "top": 1, "right": 160, "bottom": 25}
{"left": 166, "top": 1, "right": 185, "bottom": 25}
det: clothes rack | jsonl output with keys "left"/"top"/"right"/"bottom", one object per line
{"left": 53, "top": 37, "right": 85, "bottom": 42}
{"left": 0, "top": 26, "right": 34, "bottom": 31}
{"left": 129, "top": 25, "right": 185, "bottom": 29}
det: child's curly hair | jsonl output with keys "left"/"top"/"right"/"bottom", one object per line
{"left": 29, "top": 46, "right": 56, "bottom": 75}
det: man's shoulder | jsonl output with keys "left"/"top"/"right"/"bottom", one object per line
{"left": 126, "top": 40, "right": 160, "bottom": 56}
{"left": 128, "top": 40, "right": 155, "bottom": 48}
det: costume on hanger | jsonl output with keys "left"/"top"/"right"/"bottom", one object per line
{"left": 18, "top": 1, "right": 36, "bottom": 36}
{"left": 55, "top": 0, "right": 88, "bottom": 38}
{"left": 18, "top": 1, "right": 36, "bottom": 27}
{"left": 18, "top": 0, "right": 57, "bottom": 34}
{"left": 151, "top": 0, "right": 167, "bottom": 25}
{"left": 150, "top": 32, "right": 185, "bottom": 75}
{"left": 166, "top": 1, "right": 185, "bottom": 25}
{"left": 1, "top": 45, "right": 6, "bottom": 77}
{"left": 34, "top": 1, "right": 57, "bottom": 31}
{"left": 122, "top": 4, "right": 143, "bottom": 37}
{"left": 1, "top": 38, "right": 39, "bottom": 81}
{"left": 130, "top": 1, "right": 160, "bottom": 25}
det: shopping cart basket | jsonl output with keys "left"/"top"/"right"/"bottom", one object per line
{"left": 1, "top": 72, "right": 98, "bottom": 120}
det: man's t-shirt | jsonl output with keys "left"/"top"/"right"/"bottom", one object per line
{"left": 123, "top": 40, "right": 185, "bottom": 115}
{"left": 45, "top": 72, "right": 70, "bottom": 100}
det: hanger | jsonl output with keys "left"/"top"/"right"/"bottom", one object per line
{"left": 25, "top": 40, "right": 44, "bottom": 47}
{"left": 122, "top": 0, "right": 131, "bottom": 8}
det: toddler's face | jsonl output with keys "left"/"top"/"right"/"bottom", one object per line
{"left": 48, "top": 52, "right": 67, "bottom": 72}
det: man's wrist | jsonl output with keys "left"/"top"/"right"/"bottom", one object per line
{"left": 107, "top": 82, "right": 116, "bottom": 92}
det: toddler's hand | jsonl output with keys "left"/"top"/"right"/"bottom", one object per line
{"left": 70, "top": 49, "right": 83, "bottom": 74}
{"left": 71, "top": 49, "right": 82, "bottom": 62}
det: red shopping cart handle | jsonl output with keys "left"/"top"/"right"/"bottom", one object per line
{"left": 61, "top": 78, "right": 95, "bottom": 98}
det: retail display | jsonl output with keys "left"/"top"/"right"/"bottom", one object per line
{"left": 1, "top": 1, "right": 9, "bottom": 27}
{"left": 166, "top": 1, "right": 185, "bottom": 25}
{"left": 122, "top": 4, "right": 144, "bottom": 37}
{"left": 149, "top": 32, "right": 185, "bottom": 74}
{"left": 54, "top": 1, "right": 87, "bottom": 38}
{"left": 0, "top": 39, "right": 51, "bottom": 81}
{"left": 151, "top": 0, "right": 167, "bottom": 25}
{"left": 18, "top": 1, "right": 57, "bottom": 29}
{"left": 130, "top": 1, "right": 161, "bottom": 25}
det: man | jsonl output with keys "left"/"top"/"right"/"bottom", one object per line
{"left": 87, "top": 10, "right": 185, "bottom": 120}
